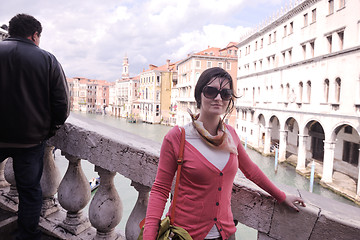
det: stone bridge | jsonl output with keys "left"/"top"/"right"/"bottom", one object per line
{"left": 0, "top": 113, "right": 359, "bottom": 239}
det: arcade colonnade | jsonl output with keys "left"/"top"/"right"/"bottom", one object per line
{"left": 237, "top": 108, "right": 360, "bottom": 198}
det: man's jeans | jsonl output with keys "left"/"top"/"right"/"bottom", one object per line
{"left": 0, "top": 142, "right": 45, "bottom": 240}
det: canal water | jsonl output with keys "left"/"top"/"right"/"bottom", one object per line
{"left": 54, "top": 112, "right": 357, "bottom": 239}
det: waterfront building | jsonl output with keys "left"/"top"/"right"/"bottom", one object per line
{"left": 138, "top": 60, "right": 177, "bottom": 124}
{"left": 110, "top": 55, "right": 140, "bottom": 119}
{"left": 67, "top": 77, "right": 111, "bottom": 114}
{"left": 175, "top": 43, "right": 238, "bottom": 126}
{"left": 235, "top": 0, "right": 360, "bottom": 198}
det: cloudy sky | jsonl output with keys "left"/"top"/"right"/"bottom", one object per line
{"left": 0, "top": 0, "right": 288, "bottom": 81}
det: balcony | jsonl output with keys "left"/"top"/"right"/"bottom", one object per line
{"left": 0, "top": 113, "right": 359, "bottom": 239}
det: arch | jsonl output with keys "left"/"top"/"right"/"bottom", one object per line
{"left": 285, "top": 117, "right": 300, "bottom": 155}
{"left": 269, "top": 115, "right": 281, "bottom": 149}
{"left": 330, "top": 123, "right": 360, "bottom": 179}
{"left": 305, "top": 120, "right": 325, "bottom": 161}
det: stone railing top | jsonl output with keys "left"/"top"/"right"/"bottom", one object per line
{"left": 48, "top": 113, "right": 161, "bottom": 187}
{"left": 48, "top": 112, "right": 360, "bottom": 240}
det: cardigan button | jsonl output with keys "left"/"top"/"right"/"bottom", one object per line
{"left": 214, "top": 218, "right": 217, "bottom": 221}
{"left": 219, "top": 228, "right": 223, "bottom": 232}
{"left": 216, "top": 202, "right": 219, "bottom": 206}
{"left": 218, "top": 187, "right": 222, "bottom": 191}
{"left": 220, "top": 172, "right": 223, "bottom": 176}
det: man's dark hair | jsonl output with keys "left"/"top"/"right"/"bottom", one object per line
{"left": 8, "top": 14, "right": 42, "bottom": 38}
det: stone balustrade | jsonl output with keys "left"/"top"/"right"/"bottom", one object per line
{"left": 0, "top": 113, "right": 359, "bottom": 240}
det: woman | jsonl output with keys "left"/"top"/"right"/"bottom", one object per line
{"left": 143, "top": 67, "right": 305, "bottom": 240}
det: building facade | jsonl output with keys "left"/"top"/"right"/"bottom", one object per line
{"left": 175, "top": 44, "right": 238, "bottom": 126}
{"left": 235, "top": 0, "right": 360, "bottom": 195}
{"left": 67, "top": 77, "right": 110, "bottom": 114}
{"left": 138, "top": 60, "right": 177, "bottom": 124}
{"left": 109, "top": 55, "right": 140, "bottom": 120}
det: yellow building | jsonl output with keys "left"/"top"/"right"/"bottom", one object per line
{"left": 139, "top": 60, "right": 178, "bottom": 124}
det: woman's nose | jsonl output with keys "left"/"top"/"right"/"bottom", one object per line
{"left": 214, "top": 92, "right": 222, "bottom": 100}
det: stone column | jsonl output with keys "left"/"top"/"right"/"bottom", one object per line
{"left": 357, "top": 149, "right": 360, "bottom": 201}
{"left": 278, "top": 130, "right": 288, "bottom": 162}
{"left": 58, "top": 152, "right": 91, "bottom": 235}
{"left": 40, "top": 145, "right": 61, "bottom": 217}
{"left": 264, "top": 127, "right": 272, "bottom": 155}
{"left": 2, "top": 157, "right": 18, "bottom": 212}
{"left": 321, "top": 141, "right": 336, "bottom": 183}
{"left": 89, "top": 166, "right": 123, "bottom": 240}
{"left": 126, "top": 181, "right": 151, "bottom": 240}
{"left": 296, "top": 135, "right": 308, "bottom": 171}
{"left": 0, "top": 159, "right": 9, "bottom": 188}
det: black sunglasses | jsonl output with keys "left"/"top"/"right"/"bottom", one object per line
{"left": 202, "top": 86, "right": 233, "bottom": 100}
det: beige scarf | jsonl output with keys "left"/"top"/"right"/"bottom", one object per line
{"left": 188, "top": 109, "right": 238, "bottom": 155}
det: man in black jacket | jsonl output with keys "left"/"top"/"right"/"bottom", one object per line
{"left": 0, "top": 14, "right": 69, "bottom": 240}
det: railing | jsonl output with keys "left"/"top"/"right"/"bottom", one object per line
{"left": 0, "top": 113, "right": 359, "bottom": 240}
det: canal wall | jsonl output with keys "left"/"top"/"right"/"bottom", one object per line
{"left": 0, "top": 113, "right": 359, "bottom": 239}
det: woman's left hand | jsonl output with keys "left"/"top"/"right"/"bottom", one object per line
{"left": 282, "top": 194, "right": 306, "bottom": 212}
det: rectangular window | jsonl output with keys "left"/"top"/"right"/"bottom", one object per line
{"left": 259, "top": 60, "right": 263, "bottom": 70}
{"left": 207, "top": 61, "right": 212, "bottom": 68}
{"left": 195, "top": 60, "right": 201, "bottom": 68}
{"left": 312, "top": 9, "right": 316, "bottom": 23}
{"left": 310, "top": 41, "right": 315, "bottom": 57}
{"left": 339, "top": 0, "right": 345, "bottom": 8}
{"left": 288, "top": 50, "right": 292, "bottom": 63}
{"left": 304, "top": 13, "right": 308, "bottom": 27}
{"left": 329, "top": 0, "right": 334, "bottom": 14}
{"left": 268, "top": 34, "right": 272, "bottom": 44}
{"left": 338, "top": 31, "right": 344, "bottom": 50}
{"left": 283, "top": 25, "right": 287, "bottom": 37}
{"left": 226, "top": 62, "right": 231, "bottom": 70}
{"left": 255, "top": 41, "right": 258, "bottom": 51}
{"left": 273, "top": 31, "right": 276, "bottom": 42}
{"left": 327, "top": 35, "right": 332, "bottom": 53}
{"left": 282, "top": 52, "right": 286, "bottom": 64}
{"left": 248, "top": 45, "right": 250, "bottom": 54}
{"left": 302, "top": 44, "right": 306, "bottom": 59}
{"left": 260, "top": 38, "right": 263, "bottom": 48}
{"left": 218, "top": 62, "right": 223, "bottom": 68}
{"left": 254, "top": 62, "right": 256, "bottom": 71}
{"left": 289, "top": 22, "right": 294, "bottom": 34}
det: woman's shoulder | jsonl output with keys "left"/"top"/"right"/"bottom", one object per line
{"left": 164, "top": 125, "right": 182, "bottom": 140}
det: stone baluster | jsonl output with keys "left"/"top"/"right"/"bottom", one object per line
{"left": 58, "top": 152, "right": 91, "bottom": 235}
{"left": 126, "top": 181, "right": 151, "bottom": 240}
{"left": 89, "top": 166, "right": 122, "bottom": 240}
{"left": 0, "top": 159, "right": 10, "bottom": 188}
{"left": 40, "top": 145, "right": 61, "bottom": 217}
{"left": 3, "top": 157, "right": 18, "bottom": 212}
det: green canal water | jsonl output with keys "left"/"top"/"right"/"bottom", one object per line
{"left": 54, "top": 112, "right": 357, "bottom": 239}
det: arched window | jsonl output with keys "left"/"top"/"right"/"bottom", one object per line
{"left": 286, "top": 83, "right": 290, "bottom": 102}
{"left": 324, "top": 79, "right": 329, "bottom": 103}
{"left": 306, "top": 81, "right": 311, "bottom": 103}
{"left": 335, "top": 78, "right": 341, "bottom": 103}
{"left": 298, "top": 82, "right": 303, "bottom": 102}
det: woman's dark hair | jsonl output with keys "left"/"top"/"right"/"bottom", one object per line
{"left": 194, "top": 67, "right": 238, "bottom": 117}
{"left": 8, "top": 14, "right": 42, "bottom": 39}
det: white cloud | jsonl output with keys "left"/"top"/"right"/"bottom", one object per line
{"left": 0, "top": 0, "right": 284, "bottom": 81}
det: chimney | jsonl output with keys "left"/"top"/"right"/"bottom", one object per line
{"left": 166, "top": 59, "right": 170, "bottom": 70}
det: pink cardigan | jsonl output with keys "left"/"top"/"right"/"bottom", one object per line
{"left": 143, "top": 125, "right": 286, "bottom": 240}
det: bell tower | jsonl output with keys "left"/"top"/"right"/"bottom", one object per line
{"left": 122, "top": 54, "right": 129, "bottom": 79}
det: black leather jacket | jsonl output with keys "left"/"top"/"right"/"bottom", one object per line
{"left": 0, "top": 37, "right": 70, "bottom": 144}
